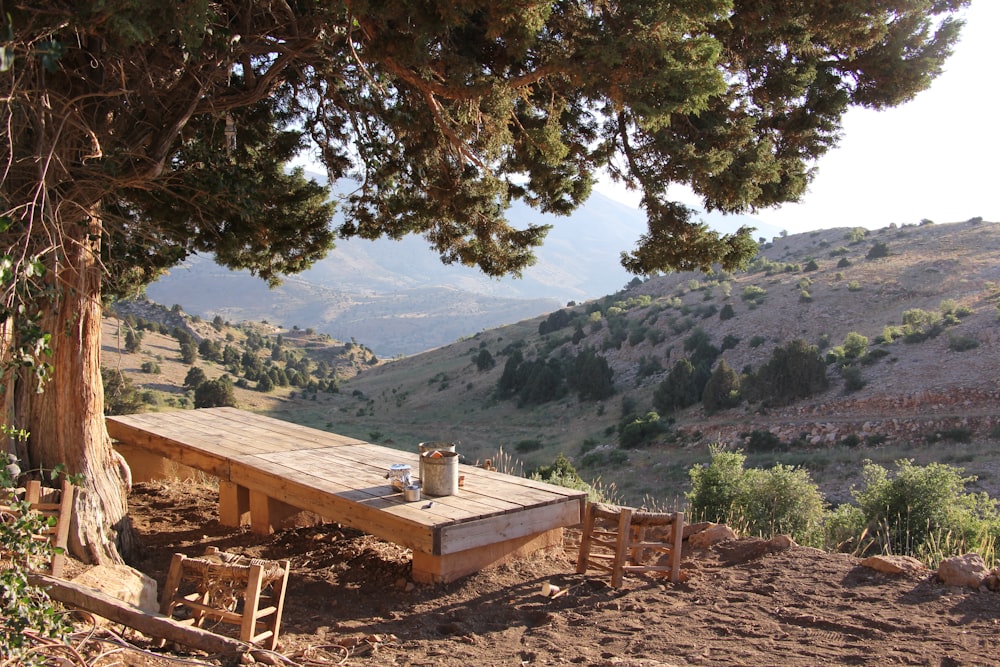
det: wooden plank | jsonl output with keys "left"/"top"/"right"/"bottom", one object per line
{"left": 29, "top": 573, "right": 250, "bottom": 656}
{"left": 228, "top": 458, "right": 436, "bottom": 553}
{"left": 411, "top": 528, "right": 565, "bottom": 583}
{"left": 108, "top": 420, "right": 232, "bottom": 479}
{"left": 437, "top": 498, "right": 583, "bottom": 555}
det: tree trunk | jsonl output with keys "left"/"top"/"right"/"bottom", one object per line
{"left": 10, "top": 210, "right": 135, "bottom": 564}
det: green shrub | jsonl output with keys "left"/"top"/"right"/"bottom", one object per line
{"left": 619, "top": 411, "right": 667, "bottom": 449}
{"left": 515, "top": 439, "right": 544, "bottom": 453}
{"left": 687, "top": 447, "right": 826, "bottom": 546}
{"left": 948, "top": 334, "right": 979, "bottom": 352}
{"left": 841, "top": 365, "right": 866, "bottom": 392}
{"left": 702, "top": 360, "right": 741, "bottom": 413}
{"left": 741, "top": 285, "right": 767, "bottom": 304}
{"left": 607, "top": 449, "right": 629, "bottom": 466}
{"left": 749, "top": 335, "right": 767, "bottom": 348}
{"left": 746, "top": 339, "right": 829, "bottom": 407}
{"left": 866, "top": 241, "right": 890, "bottom": 259}
{"left": 744, "top": 429, "right": 782, "bottom": 452}
{"left": 140, "top": 360, "right": 161, "bottom": 374}
{"left": 853, "top": 459, "right": 1000, "bottom": 565}
{"left": 0, "top": 446, "right": 73, "bottom": 663}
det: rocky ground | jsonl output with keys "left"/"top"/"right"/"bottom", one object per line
{"left": 65, "top": 477, "right": 1000, "bottom": 666}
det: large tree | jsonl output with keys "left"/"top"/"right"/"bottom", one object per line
{"left": 0, "top": 1, "right": 967, "bottom": 563}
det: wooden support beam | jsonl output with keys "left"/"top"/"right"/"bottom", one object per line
{"left": 412, "top": 528, "right": 564, "bottom": 583}
{"left": 218, "top": 481, "right": 250, "bottom": 527}
{"left": 29, "top": 573, "right": 249, "bottom": 656}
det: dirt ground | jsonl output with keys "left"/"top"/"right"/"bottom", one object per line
{"left": 85, "top": 478, "right": 1000, "bottom": 666}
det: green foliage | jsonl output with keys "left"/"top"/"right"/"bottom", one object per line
{"left": 948, "top": 334, "right": 979, "bottom": 352}
{"left": 0, "top": 448, "right": 72, "bottom": 662}
{"left": 853, "top": 460, "right": 1000, "bottom": 565}
{"left": 515, "top": 439, "right": 544, "bottom": 453}
{"left": 702, "top": 359, "right": 741, "bottom": 413}
{"left": 804, "top": 258, "right": 819, "bottom": 272}
{"left": 841, "top": 365, "right": 866, "bottom": 392}
{"left": 746, "top": 339, "right": 829, "bottom": 406}
{"left": 652, "top": 359, "right": 701, "bottom": 414}
{"left": 538, "top": 309, "right": 573, "bottom": 336}
{"left": 124, "top": 327, "right": 142, "bottom": 353}
{"left": 183, "top": 366, "right": 207, "bottom": 389}
{"left": 140, "top": 360, "right": 160, "bottom": 374}
{"left": 687, "top": 447, "right": 826, "bottom": 546}
{"left": 101, "top": 367, "right": 145, "bottom": 415}
{"left": 567, "top": 348, "right": 615, "bottom": 401}
{"left": 901, "top": 308, "right": 945, "bottom": 342}
{"left": 842, "top": 332, "right": 869, "bottom": 360}
{"left": 837, "top": 256, "right": 852, "bottom": 268}
{"left": 845, "top": 227, "right": 868, "bottom": 244}
{"left": 719, "top": 303, "right": 735, "bottom": 321}
{"left": 741, "top": 285, "right": 767, "bottom": 304}
{"left": 194, "top": 377, "right": 238, "bottom": 408}
{"left": 866, "top": 241, "right": 890, "bottom": 259}
{"left": 475, "top": 348, "right": 496, "bottom": 371}
{"left": 618, "top": 411, "right": 667, "bottom": 449}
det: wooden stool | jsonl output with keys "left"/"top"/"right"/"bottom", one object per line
{"left": 0, "top": 479, "right": 75, "bottom": 577}
{"left": 576, "top": 502, "right": 684, "bottom": 587}
{"left": 159, "top": 547, "right": 290, "bottom": 650}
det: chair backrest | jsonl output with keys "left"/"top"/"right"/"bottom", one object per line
{"left": 577, "top": 502, "right": 685, "bottom": 587}
{"left": 0, "top": 478, "right": 75, "bottom": 577}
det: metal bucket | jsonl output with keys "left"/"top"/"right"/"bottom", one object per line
{"left": 421, "top": 450, "right": 459, "bottom": 496}
{"left": 418, "top": 441, "right": 456, "bottom": 484}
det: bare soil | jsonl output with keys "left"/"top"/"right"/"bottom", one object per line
{"left": 92, "top": 478, "right": 1000, "bottom": 666}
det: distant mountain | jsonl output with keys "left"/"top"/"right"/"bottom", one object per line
{"left": 145, "top": 185, "right": 777, "bottom": 356}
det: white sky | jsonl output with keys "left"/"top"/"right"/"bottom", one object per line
{"left": 595, "top": 0, "right": 998, "bottom": 234}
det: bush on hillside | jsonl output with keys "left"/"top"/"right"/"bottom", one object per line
{"left": 702, "top": 359, "right": 741, "bottom": 413}
{"left": 853, "top": 459, "right": 1000, "bottom": 565}
{"left": 102, "top": 367, "right": 146, "bottom": 415}
{"left": 745, "top": 339, "right": 829, "bottom": 407}
{"left": 687, "top": 447, "right": 826, "bottom": 546}
{"left": 194, "top": 377, "right": 238, "bottom": 408}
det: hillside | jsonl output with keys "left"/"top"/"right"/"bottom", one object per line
{"left": 105, "top": 219, "right": 1000, "bottom": 508}
{"left": 143, "top": 189, "right": 772, "bottom": 356}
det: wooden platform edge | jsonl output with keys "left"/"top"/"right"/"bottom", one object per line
{"left": 412, "top": 527, "right": 565, "bottom": 584}
{"left": 29, "top": 573, "right": 250, "bottom": 655}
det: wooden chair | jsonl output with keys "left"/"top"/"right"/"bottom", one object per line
{"left": 0, "top": 478, "right": 75, "bottom": 577}
{"left": 576, "top": 502, "right": 684, "bottom": 587}
{"left": 159, "top": 546, "right": 290, "bottom": 650}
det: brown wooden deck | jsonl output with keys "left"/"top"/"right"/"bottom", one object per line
{"left": 107, "top": 408, "right": 586, "bottom": 583}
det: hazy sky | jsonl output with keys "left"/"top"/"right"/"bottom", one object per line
{"left": 596, "top": 0, "right": 998, "bottom": 235}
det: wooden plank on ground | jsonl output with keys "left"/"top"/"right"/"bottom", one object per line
{"left": 29, "top": 573, "right": 249, "bottom": 656}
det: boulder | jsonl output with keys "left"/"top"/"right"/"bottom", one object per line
{"left": 688, "top": 523, "right": 737, "bottom": 549}
{"left": 72, "top": 564, "right": 159, "bottom": 614}
{"left": 860, "top": 555, "right": 927, "bottom": 576}
{"left": 937, "top": 553, "right": 988, "bottom": 589}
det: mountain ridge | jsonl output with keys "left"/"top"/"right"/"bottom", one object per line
{"left": 146, "top": 188, "right": 775, "bottom": 356}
